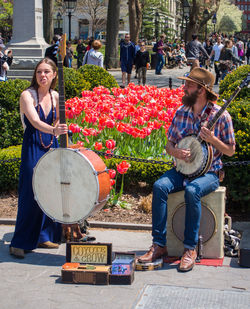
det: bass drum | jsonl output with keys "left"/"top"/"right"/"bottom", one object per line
{"left": 32, "top": 147, "right": 111, "bottom": 224}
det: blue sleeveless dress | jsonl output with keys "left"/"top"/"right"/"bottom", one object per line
{"left": 11, "top": 88, "right": 61, "bottom": 251}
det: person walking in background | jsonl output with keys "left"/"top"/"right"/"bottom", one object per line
{"left": 209, "top": 36, "right": 224, "bottom": 85}
{"left": 246, "top": 39, "right": 250, "bottom": 65}
{"left": 134, "top": 40, "right": 141, "bottom": 79}
{"left": 45, "top": 35, "right": 69, "bottom": 67}
{"left": 0, "top": 38, "right": 13, "bottom": 82}
{"left": 231, "top": 40, "right": 239, "bottom": 68}
{"left": 236, "top": 38, "right": 244, "bottom": 62}
{"left": 82, "top": 40, "right": 103, "bottom": 68}
{"left": 134, "top": 41, "right": 150, "bottom": 86}
{"left": 219, "top": 40, "right": 242, "bottom": 80}
{"left": 66, "top": 41, "right": 74, "bottom": 68}
{"left": 9, "top": 58, "right": 68, "bottom": 259}
{"left": 76, "top": 39, "right": 86, "bottom": 68}
{"left": 203, "top": 39, "right": 213, "bottom": 69}
{"left": 86, "top": 37, "right": 94, "bottom": 51}
{"left": 185, "top": 34, "right": 209, "bottom": 71}
{"left": 155, "top": 34, "right": 166, "bottom": 75}
{"left": 120, "top": 33, "right": 135, "bottom": 88}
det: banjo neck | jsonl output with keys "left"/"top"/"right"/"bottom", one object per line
{"left": 57, "top": 34, "right": 68, "bottom": 149}
{"left": 197, "top": 74, "right": 250, "bottom": 143}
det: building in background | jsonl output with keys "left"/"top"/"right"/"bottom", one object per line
{"left": 235, "top": 0, "right": 250, "bottom": 35}
{"left": 54, "top": 0, "right": 129, "bottom": 42}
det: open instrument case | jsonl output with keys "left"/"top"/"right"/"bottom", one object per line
{"left": 61, "top": 243, "right": 135, "bottom": 285}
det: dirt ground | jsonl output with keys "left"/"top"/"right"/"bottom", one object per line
{"left": 0, "top": 184, "right": 153, "bottom": 224}
{"left": 0, "top": 185, "right": 248, "bottom": 224}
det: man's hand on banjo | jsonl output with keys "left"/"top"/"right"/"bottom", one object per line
{"left": 166, "top": 141, "right": 191, "bottom": 163}
{"left": 200, "top": 127, "right": 215, "bottom": 143}
{"left": 176, "top": 148, "right": 192, "bottom": 163}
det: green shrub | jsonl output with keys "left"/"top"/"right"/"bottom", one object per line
{"left": 224, "top": 99, "right": 250, "bottom": 161}
{"left": 0, "top": 79, "right": 30, "bottom": 148}
{"left": 218, "top": 66, "right": 250, "bottom": 213}
{"left": 104, "top": 157, "right": 172, "bottom": 188}
{"left": 0, "top": 145, "right": 21, "bottom": 192}
{"left": 78, "top": 65, "right": 119, "bottom": 91}
{"left": 55, "top": 67, "right": 91, "bottom": 100}
{"left": 219, "top": 65, "right": 250, "bottom": 101}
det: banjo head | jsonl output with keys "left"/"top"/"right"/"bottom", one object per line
{"left": 175, "top": 136, "right": 207, "bottom": 176}
{"left": 33, "top": 148, "right": 106, "bottom": 224}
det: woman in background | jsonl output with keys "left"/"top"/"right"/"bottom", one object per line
{"left": 82, "top": 40, "right": 103, "bottom": 68}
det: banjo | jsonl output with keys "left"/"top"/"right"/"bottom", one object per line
{"left": 32, "top": 35, "right": 111, "bottom": 225}
{"left": 175, "top": 74, "right": 250, "bottom": 179}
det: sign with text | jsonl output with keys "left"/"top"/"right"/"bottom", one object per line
{"left": 66, "top": 243, "right": 112, "bottom": 265}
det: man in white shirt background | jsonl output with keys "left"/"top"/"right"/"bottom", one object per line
{"left": 209, "top": 36, "right": 224, "bottom": 85}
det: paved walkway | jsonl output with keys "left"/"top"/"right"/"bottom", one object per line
{"left": 0, "top": 223, "right": 250, "bottom": 309}
{"left": 108, "top": 66, "right": 220, "bottom": 94}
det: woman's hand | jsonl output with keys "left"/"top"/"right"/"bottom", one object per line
{"left": 54, "top": 123, "right": 68, "bottom": 136}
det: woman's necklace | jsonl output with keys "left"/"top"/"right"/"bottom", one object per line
{"left": 36, "top": 89, "right": 55, "bottom": 149}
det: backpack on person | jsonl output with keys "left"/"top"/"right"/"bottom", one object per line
{"left": 152, "top": 42, "right": 158, "bottom": 53}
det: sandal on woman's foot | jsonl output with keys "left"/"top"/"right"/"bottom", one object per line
{"left": 9, "top": 246, "right": 25, "bottom": 259}
{"left": 37, "top": 241, "right": 59, "bottom": 249}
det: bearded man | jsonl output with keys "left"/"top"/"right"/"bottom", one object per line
{"left": 137, "top": 68, "right": 235, "bottom": 272}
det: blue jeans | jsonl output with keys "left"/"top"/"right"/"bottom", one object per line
{"left": 152, "top": 168, "right": 219, "bottom": 249}
{"left": 220, "top": 69, "right": 228, "bottom": 80}
{"left": 155, "top": 53, "right": 165, "bottom": 74}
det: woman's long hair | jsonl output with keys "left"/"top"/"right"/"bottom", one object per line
{"left": 29, "top": 58, "right": 58, "bottom": 90}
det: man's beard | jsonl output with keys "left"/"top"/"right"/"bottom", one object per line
{"left": 182, "top": 89, "right": 199, "bottom": 107}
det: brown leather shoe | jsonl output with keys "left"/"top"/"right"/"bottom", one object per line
{"left": 37, "top": 241, "right": 59, "bottom": 249}
{"left": 9, "top": 246, "right": 25, "bottom": 259}
{"left": 178, "top": 248, "right": 197, "bottom": 272}
{"left": 137, "top": 243, "right": 168, "bottom": 263}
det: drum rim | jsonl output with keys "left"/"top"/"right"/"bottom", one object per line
{"left": 32, "top": 148, "right": 101, "bottom": 224}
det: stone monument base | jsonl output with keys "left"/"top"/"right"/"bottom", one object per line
{"left": 7, "top": 39, "right": 49, "bottom": 80}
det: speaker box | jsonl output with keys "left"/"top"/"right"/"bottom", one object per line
{"left": 167, "top": 186, "right": 226, "bottom": 258}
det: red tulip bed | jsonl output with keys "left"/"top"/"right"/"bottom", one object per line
{"left": 66, "top": 83, "right": 184, "bottom": 207}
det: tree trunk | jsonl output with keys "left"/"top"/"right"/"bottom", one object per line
{"left": 128, "top": 0, "right": 142, "bottom": 44}
{"left": 185, "top": 0, "right": 220, "bottom": 42}
{"left": 43, "top": 0, "right": 54, "bottom": 44}
{"left": 104, "top": 0, "right": 120, "bottom": 69}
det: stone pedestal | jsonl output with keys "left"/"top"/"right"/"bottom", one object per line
{"left": 7, "top": 0, "right": 49, "bottom": 80}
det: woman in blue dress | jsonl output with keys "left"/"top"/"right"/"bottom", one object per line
{"left": 10, "top": 58, "right": 68, "bottom": 258}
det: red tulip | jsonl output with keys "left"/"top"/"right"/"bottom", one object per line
{"left": 77, "top": 141, "right": 84, "bottom": 147}
{"left": 108, "top": 169, "right": 116, "bottom": 179}
{"left": 106, "top": 119, "right": 115, "bottom": 128}
{"left": 105, "top": 150, "right": 113, "bottom": 159}
{"left": 68, "top": 123, "right": 81, "bottom": 133}
{"left": 110, "top": 179, "right": 116, "bottom": 187}
{"left": 106, "top": 139, "right": 116, "bottom": 150}
{"left": 94, "top": 142, "right": 103, "bottom": 151}
{"left": 116, "top": 160, "right": 131, "bottom": 174}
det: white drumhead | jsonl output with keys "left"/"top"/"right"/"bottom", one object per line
{"left": 175, "top": 136, "right": 204, "bottom": 175}
{"left": 33, "top": 148, "right": 99, "bottom": 224}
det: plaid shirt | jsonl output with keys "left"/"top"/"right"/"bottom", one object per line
{"left": 167, "top": 103, "right": 235, "bottom": 172}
